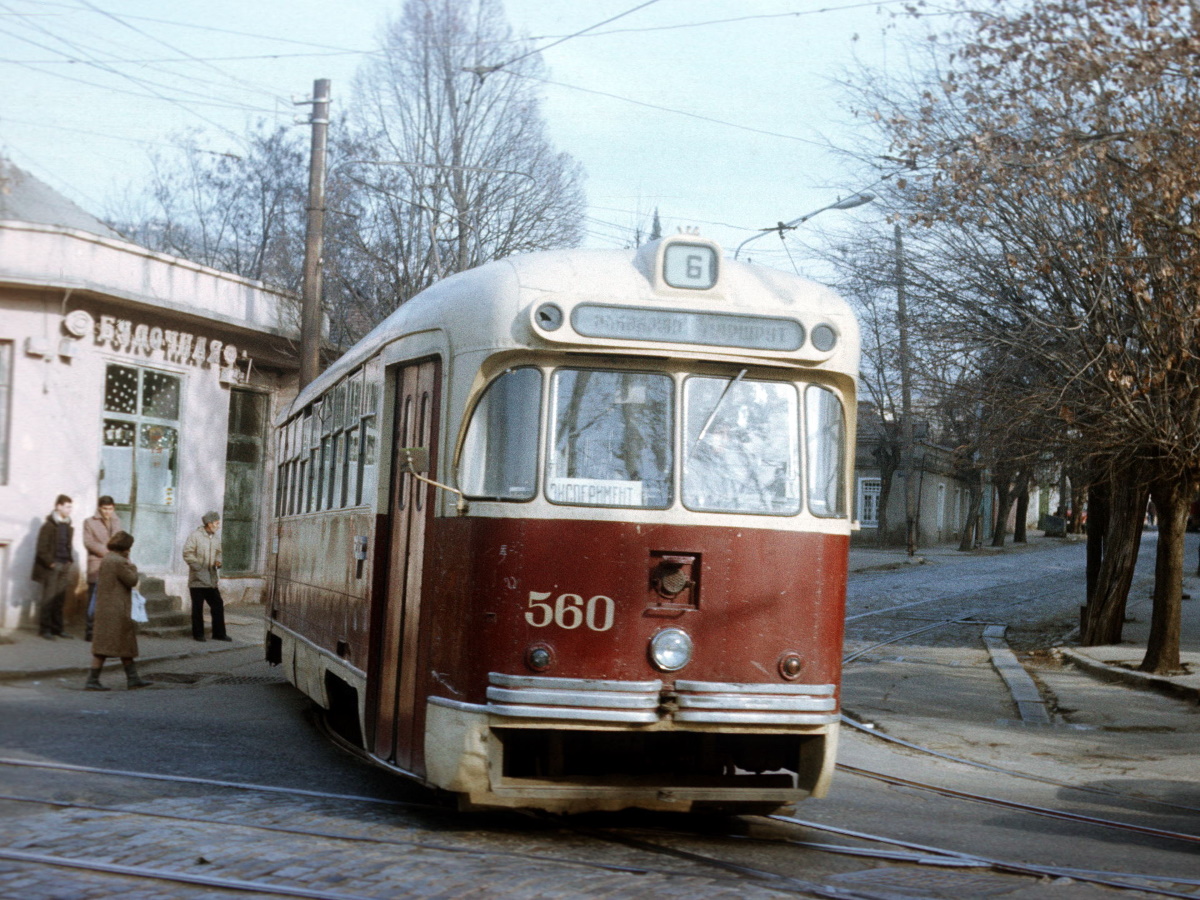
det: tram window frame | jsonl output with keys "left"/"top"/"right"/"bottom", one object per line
{"left": 805, "top": 384, "right": 847, "bottom": 518}
{"left": 680, "top": 374, "right": 801, "bottom": 516}
{"left": 459, "top": 367, "right": 543, "bottom": 502}
{"left": 545, "top": 367, "right": 674, "bottom": 510}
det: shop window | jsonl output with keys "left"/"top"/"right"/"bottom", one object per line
{"left": 100, "top": 364, "right": 181, "bottom": 569}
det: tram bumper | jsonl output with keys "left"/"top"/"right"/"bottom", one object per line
{"left": 425, "top": 674, "right": 840, "bottom": 814}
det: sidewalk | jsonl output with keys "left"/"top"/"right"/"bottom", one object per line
{"left": 0, "top": 605, "right": 265, "bottom": 683}
{"left": 849, "top": 535, "right": 1200, "bottom": 704}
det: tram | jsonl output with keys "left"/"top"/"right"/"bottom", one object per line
{"left": 265, "top": 233, "right": 858, "bottom": 814}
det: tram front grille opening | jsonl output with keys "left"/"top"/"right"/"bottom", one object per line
{"left": 494, "top": 729, "right": 824, "bottom": 788}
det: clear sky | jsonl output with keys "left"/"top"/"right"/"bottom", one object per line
{"left": 0, "top": 0, "right": 922, "bottom": 272}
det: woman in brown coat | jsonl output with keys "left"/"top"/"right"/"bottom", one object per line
{"left": 86, "top": 532, "right": 151, "bottom": 691}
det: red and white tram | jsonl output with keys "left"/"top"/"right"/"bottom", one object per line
{"left": 266, "top": 234, "right": 858, "bottom": 814}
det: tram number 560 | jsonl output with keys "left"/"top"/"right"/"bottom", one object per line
{"left": 526, "top": 591, "right": 615, "bottom": 632}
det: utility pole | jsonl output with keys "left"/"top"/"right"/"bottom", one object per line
{"left": 895, "top": 224, "right": 917, "bottom": 556}
{"left": 297, "top": 78, "right": 330, "bottom": 390}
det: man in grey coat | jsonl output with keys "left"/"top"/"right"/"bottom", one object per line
{"left": 82, "top": 495, "right": 121, "bottom": 641}
{"left": 181, "top": 511, "right": 230, "bottom": 642}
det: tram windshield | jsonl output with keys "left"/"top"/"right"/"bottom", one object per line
{"left": 683, "top": 376, "right": 801, "bottom": 514}
{"left": 459, "top": 365, "right": 846, "bottom": 517}
{"left": 547, "top": 369, "right": 673, "bottom": 508}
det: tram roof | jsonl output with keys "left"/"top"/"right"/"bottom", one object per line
{"left": 287, "top": 238, "right": 857, "bottom": 416}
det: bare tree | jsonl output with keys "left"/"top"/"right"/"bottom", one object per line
{"left": 115, "top": 124, "right": 307, "bottom": 294}
{"left": 344, "top": 0, "right": 585, "bottom": 310}
{"left": 113, "top": 0, "right": 585, "bottom": 351}
{"left": 842, "top": 0, "right": 1200, "bottom": 673}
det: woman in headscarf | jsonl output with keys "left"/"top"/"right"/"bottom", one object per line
{"left": 86, "top": 531, "right": 152, "bottom": 691}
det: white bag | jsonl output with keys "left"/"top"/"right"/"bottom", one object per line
{"left": 130, "top": 589, "right": 149, "bottom": 624}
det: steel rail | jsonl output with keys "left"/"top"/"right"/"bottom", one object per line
{"left": 838, "top": 716, "right": 1200, "bottom": 815}
{"left": 845, "top": 573, "right": 1078, "bottom": 622}
{"left": 0, "top": 755, "right": 420, "bottom": 808}
{"left": 0, "top": 791, "right": 682, "bottom": 880}
{"left": 769, "top": 816, "right": 1200, "bottom": 900}
{"left": 842, "top": 613, "right": 984, "bottom": 664}
{"left": 0, "top": 769, "right": 878, "bottom": 899}
{"left": 4, "top": 754, "right": 1190, "bottom": 900}
{"left": 837, "top": 763, "right": 1200, "bottom": 845}
{"left": 0, "top": 847, "right": 375, "bottom": 900}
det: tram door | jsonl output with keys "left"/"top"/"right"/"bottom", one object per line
{"left": 372, "top": 358, "right": 440, "bottom": 770}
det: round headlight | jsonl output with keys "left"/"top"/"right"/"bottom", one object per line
{"left": 649, "top": 628, "right": 693, "bottom": 672}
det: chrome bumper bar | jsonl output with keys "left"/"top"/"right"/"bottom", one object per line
{"left": 485, "top": 673, "right": 838, "bottom": 726}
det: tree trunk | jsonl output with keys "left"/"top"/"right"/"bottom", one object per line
{"left": 1081, "top": 472, "right": 1147, "bottom": 646}
{"left": 991, "top": 473, "right": 1015, "bottom": 548}
{"left": 959, "top": 477, "right": 982, "bottom": 551}
{"left": 1085, "top": 480, "right": 1108, "bottom": 605}
{"left": 1070, "top": 480, "right": 1088, "bottom": 534}
{"left": 877, "top": 467, "right": 895, "bottom": 547}
{"left": 1142, "top": 476, "right": 1190, "bottom": 674}
{"left": 1013, "top": 470, "right": 1031, "bottom": 543}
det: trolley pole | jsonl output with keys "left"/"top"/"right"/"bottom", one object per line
{"left": 298, "top": 78, "right": 330, "bottom": 390}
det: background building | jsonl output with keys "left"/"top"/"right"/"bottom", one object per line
{"left": 0, "top": 161, "right": 304, "bottom": 633}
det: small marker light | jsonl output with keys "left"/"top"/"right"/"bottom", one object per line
{"left": 779, "top": 652, "right": 804, "bottom": 680}
{"left": 526, "top": 645, "right": 553, "bottom": 672}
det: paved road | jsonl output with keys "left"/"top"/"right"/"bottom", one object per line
{"left": 841, "top": 536, "right": 1199, "bottom": 787}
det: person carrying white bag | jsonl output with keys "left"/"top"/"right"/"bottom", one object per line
{"left": 86, "top": 531, "right": 153, "bottom": 691}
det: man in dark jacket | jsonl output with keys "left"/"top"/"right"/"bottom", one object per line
{"left": 31, "top": 494, "right": 77, "bottom": 639}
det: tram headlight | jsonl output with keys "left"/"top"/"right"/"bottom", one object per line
{"left": 649, "top": 628, "right": 693, "bottom": 672}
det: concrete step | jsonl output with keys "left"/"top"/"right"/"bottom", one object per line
{"left": 146, "top": 596, "right": 181, "bottom": 613}
{"left": 146, "top": 610, "right": 190, "bottom": 628}
{"left": 138, "top": 625, "right": 192, "bottom": 638}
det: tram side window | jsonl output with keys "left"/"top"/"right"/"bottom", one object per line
{"left": 460, "top": 367, "right": 541, "bottom": 501}
{"left": 358, "top": 370, "right": 381, "bottom": 507}
{"left": 289, "top": 415, "right": 302, "bottom": 514}
{"left": 806, "top": 385, "right": 846, "bottom": 517}
{"left": 682, "top": 376, "right": 800, "bottom": 515}
{"left": 275, "top": 428, "right": 287, "bottom": 517}
{"left": 547, "top": 369, "right": 673, "bottom": 509}
{"left": 307, "top": 407, "right": 321, "bottom": 513}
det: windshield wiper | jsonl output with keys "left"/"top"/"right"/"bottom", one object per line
{"left": 691, "top": 368, "right": 747, "bottom": 454}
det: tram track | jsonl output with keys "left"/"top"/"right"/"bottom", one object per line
{"left": 0, "top": 756, "right": 889, "bottom": 899}
{"left": 3, "top": 754, "right": 1197, "bottom": 900}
